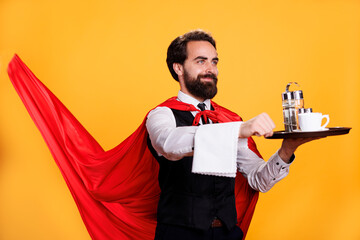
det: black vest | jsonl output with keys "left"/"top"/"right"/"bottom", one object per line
{"left": 147, "top": 108, "right": 237, "bottom": 230}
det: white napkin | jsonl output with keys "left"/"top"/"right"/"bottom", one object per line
{"left": 192, "top": 122, "right": 242, "bottom": 178}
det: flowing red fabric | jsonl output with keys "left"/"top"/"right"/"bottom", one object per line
{"left": 8, "top": 54, "right": 261, "bottom": 239}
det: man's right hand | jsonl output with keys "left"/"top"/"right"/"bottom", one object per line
{"left": 238, "top": 113, "right": 275, "bottom": 138}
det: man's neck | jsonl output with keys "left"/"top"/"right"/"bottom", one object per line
{"left": 180, "top": 89, "right": 205, "bottom": 102}
{"left": 177, "top": 91, "right": 212, "bottom": 111}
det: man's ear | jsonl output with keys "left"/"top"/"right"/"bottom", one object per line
{"left": 173, "top": 63, "right": 184, "bottom": 77}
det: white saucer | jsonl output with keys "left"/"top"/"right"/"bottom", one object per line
{"left": 293, "top": 128, "right": 329, "bottom": 132}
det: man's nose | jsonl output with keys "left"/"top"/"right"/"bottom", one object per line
{"left": 205, "top": 62, "right": 217, "bottom": 75}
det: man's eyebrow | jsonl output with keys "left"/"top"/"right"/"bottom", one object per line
{"left": 193, "top": 56, "right": 208, "bottom": 60}
{"left": 193, "top": 56, "right": 219, "bottom": 61}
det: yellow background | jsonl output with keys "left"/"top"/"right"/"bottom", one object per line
{"left": 1, "top": 0, "right": 359, "bottom": 239}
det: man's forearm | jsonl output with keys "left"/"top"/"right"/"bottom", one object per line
{"left": 278, "top": 145, "right": 297, "bottom": 163}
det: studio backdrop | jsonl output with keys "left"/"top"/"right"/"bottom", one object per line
{"left": 0, "top": 0, "right": 359, "bottom": 239}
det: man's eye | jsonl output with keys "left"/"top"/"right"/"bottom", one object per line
{"left": 212, "top": 61, "right": 218, "bottom": 65}
{"left": 198, "top": 60, "right": 204, "bottom": 64}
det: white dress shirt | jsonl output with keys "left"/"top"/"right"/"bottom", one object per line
{"left": 146, "top": 91, "right": 292, "bottom": 192}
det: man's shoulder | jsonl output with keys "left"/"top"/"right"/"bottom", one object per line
{"left": 146, "top": 97, "right": 185, "bottom": 119}
{"left": 156, "top": 97, "right": 196, "bottom": 112}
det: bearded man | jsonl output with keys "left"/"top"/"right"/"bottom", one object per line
{"left": 7, "top": 29, "right": 318, "bottom": 240}
{"left": 146, "top": 30, "right": 313, "bottom": 240}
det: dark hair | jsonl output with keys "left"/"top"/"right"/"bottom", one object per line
{"left": 166, "top": 30, "right": 216, "bottom": 81}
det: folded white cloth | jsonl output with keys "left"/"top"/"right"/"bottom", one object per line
{"left": 192, "top": 122, "right": 242, "bottom": 178}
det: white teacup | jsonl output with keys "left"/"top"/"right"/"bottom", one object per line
{"left": 298, "top": 112, "right": 330, "bottom": 131}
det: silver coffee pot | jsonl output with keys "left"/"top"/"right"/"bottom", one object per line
{"left": 282, "top": 82, "right": 304, "bottom": 132}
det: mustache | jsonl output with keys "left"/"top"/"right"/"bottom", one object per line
{"left": 198, "top": 73, "right": 218, "bottom": 81}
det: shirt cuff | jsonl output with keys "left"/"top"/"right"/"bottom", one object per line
{"left": 271, "top": 150, "right": 293, "bottom": 172}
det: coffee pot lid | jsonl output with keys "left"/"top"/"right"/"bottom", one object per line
{"left": 282, "top": 91, "right": 294, "bottom": 100}
{"left": 298, "top": 108, "right": 312, "bottom": 114}
{"left": 293, "top": 90, "right": 303, "bottom": 100}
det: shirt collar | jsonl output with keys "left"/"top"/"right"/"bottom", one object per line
{"left": 177, "top": 91, "right": 211, "bottom": 110}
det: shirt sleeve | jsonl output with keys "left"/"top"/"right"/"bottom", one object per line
{"left": 146, "top": 106, "right": 198, "bottom": 160}
{"left": 236, "top": 139, "right": 293, "bottom": 193}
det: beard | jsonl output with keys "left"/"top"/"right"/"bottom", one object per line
{"left": 184, "top": 71, "right": 218, "bottom": 100}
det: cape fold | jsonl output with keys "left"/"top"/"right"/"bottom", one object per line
{"left": 7, "top": 54, "right": 260, "bottom": 239}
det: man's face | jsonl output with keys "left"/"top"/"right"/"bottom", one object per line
{"left": 182, "top": 41, "right": 219, "bottom": 100}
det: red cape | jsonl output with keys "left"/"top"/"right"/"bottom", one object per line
{"left": 8, "top": 54, "right": 261, "bottom": 239}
